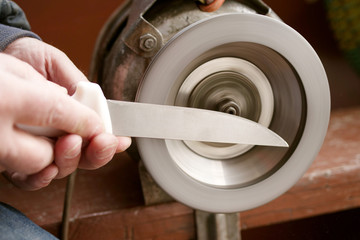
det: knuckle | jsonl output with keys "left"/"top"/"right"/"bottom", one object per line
{"left": 45, "top": 97, "right": 66, "bottom": 127}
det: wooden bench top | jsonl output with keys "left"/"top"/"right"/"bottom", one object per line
{"left": 1, "top": 106, "right": 359, "bottom": 238}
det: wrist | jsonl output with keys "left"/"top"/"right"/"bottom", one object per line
{"left": 0, "top": 24, "right": 41, "bottom": 52}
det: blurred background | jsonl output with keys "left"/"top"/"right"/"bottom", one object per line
{"left": 16, "top": 0, "right": 360, "bottom": 108}
{"left": 1, "top": 0, "right": 360, "bottom": 239}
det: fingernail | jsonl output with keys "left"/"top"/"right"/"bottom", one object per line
{"left": 64, "top": 141, "right": 82, "bottom": 159}
{"left": 59, "top": 86, "right": 68, "bottom": 95}
{"left": 42, "top": 167, "right": 58, "bottom": 183}
{"left": 11, "top": 172, "right": 27, "bottom": 182}
{"left": 95, "top": 143, "right": 117, "bottom": 160}
{"left": 117, "top": 137, "right": 132, "bottom": 153}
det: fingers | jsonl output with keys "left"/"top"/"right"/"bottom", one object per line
{"left": 0, "top": 41, "right": 133, "bottom": 191}
{"left": 5, "top": 164, "right": 59, "bottom": 191}
{"left": 45, "top": 46, "right": 88, "bottom": 95}
{"left": 78, "top": 133, "right": 131, "bottom": 170}
{"left": 54, "top": 134, "right": 82, "bottom": 179}
{"left": 54, "top": 134, "right": 131, "bottom": 178}
{"left": 0, "top": 53, "right": 103, "bottom": 140}
{"left": 79, "top": 133, "right": 119, "bottom": 170}
{"left": 2, "top": 134, "right": 131, "bottom": 190}
{"left": 116, "top": 136, "right": 132, "bottom": 153}
{"left": 3, "top": 37, "right": 88, "bottom": 95}
{"left": 1, "top": 129, "right": 54, "bottom": 175}
{"left": 12, "top": 80, "right": 104, "bottom": 139}
{"left": 0, "top": 53, "right": 63, "bottom": 90}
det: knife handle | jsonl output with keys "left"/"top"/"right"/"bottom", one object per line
{"left": 17, "top": 81, "right": 113, "bottom": 137}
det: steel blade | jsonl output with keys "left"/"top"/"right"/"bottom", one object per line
{"left": 107, "top": 100, "right": 288, "bottom": 147}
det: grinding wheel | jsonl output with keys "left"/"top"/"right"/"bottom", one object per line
{"left": 90, "top": 0, "right": 330, "bottom": 213}
{"left": 136, "top": 13, "right": 330, "bottom": 213}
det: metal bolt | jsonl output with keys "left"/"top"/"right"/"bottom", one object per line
{"left": 139, "top": 34, "right": 157, "bottom": 52}
{"left": 218, "top": 100, "right": 241, "bottom": 116}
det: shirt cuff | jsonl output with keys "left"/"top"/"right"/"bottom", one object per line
{"left": 0, "top": 23, "right": 41, "bottom": 51}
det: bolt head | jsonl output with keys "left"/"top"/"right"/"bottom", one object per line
{"left": 218, "top": 100, "right": 241, "bottom": 116}
{"left": 139, "top": 34, "right": 157, "bottom": 52}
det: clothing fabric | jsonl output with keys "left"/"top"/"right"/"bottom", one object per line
{"left": 0, "top": 0, "right": 30, "bottom": 30}
{"left": 0, "top": 202, "right": 58, "bottom": 240}
{"left": 0, "top": 23, "right": 40, "bottom": 51}
{"left": 0, "top": 0, "right": 40, "bottom": 51}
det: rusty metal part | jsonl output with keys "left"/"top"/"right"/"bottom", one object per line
{"left": 139, "top": 33, "right": 157, "bottom": 51}
{"left": 90, "top": 0, "right": 265, "bottom": 102}
{"left": 122, "top": 17, "right": 163, "bottom": 58}
{"left": 90, "top": 0, "right": 330, "bottom": 213}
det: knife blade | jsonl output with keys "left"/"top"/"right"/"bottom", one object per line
{"left": 19, "top": 82, "right": 288, "bottom": 147}
{"left": 107, "top": 100, "right": 288, "bottom": 146}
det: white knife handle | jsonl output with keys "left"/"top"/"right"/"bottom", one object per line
{"left": 18, "top": 81, "right": 113, "bottom": 137}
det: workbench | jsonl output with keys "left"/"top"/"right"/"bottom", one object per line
{"left": 1, "top": 0, "right": 360, "bottom": 239}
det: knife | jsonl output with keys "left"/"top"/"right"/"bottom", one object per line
{"left": 20, "top": 82, "right": 288, "bottom": 147}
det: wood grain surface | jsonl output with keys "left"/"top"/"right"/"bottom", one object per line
{"left": 1, "top": 0, "right": 359, "bottom": 239}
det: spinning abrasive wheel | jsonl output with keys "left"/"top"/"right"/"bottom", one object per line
{"left": 90, "top": 0, "right": 330, "bottom": 213}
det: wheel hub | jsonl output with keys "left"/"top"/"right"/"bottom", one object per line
{"left": 176, "top": 57, "right": 274, "bottom": 159}
{"left": 91, "top": 1, "right": 330, "bottom": 213}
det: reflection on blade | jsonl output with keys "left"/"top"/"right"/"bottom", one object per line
{"left": 107, "top": 100, "right": 288, "bottom": 147}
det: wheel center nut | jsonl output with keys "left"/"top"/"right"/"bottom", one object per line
{"left": 217, "top": 100, "right": 241, "bottom": 116}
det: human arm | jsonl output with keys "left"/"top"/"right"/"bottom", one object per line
{"left": 0, "top": 0, "right": 131, "bottom": 190}
{"left": 0, "top": 49, "right": 131, "bottom": 190}
{"left": 0, "top": 38, "right": 131, "bottom": 190}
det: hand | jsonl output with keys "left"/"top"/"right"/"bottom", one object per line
{"left": 0, "top": 38, "right": 131, "bottom": 190}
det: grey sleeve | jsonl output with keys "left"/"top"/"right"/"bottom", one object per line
{"left": 0, "top": 24, "right": 40, "bottom": 51}
{"left": 0, "top": 0, "right": 41, "bottom": 51}
{"left": 0, "top": 0, "right": 30, "bottom": 30}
